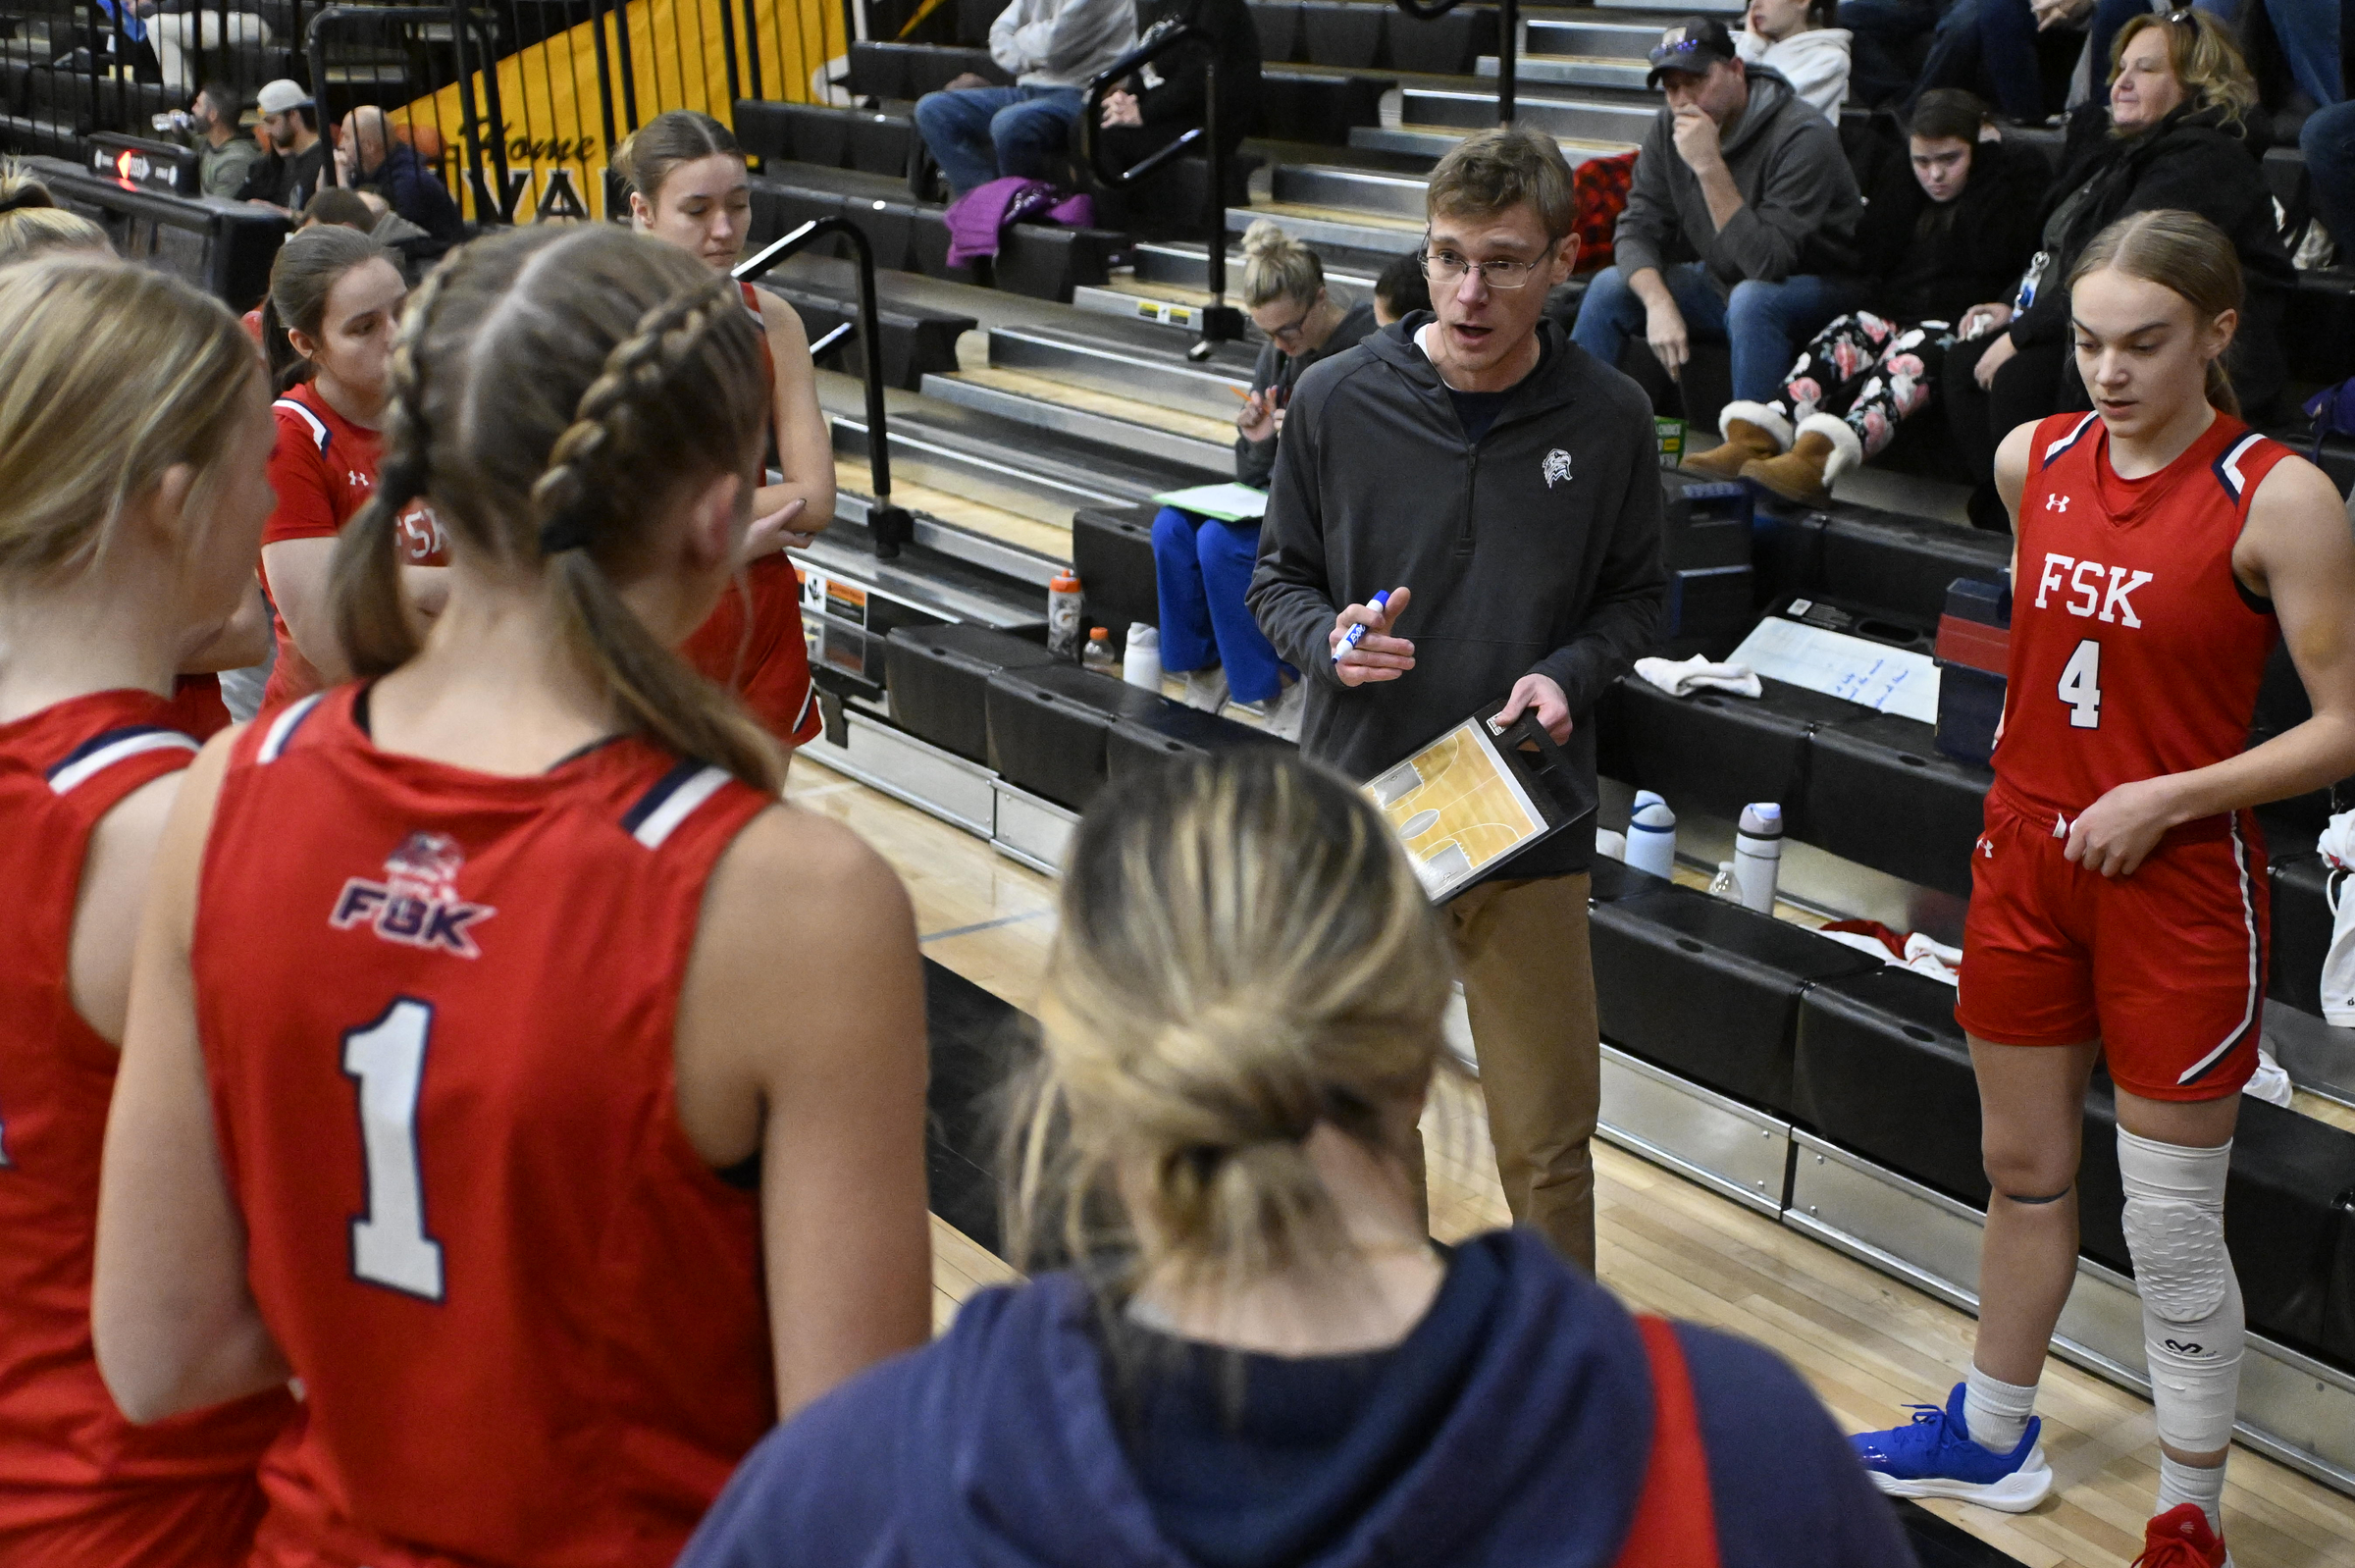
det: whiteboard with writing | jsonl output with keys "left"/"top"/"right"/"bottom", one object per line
{"left": 1729, "top": 616, "right": 1942, "bottom": 725}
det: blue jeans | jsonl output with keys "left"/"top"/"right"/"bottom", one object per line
{"left": 1840, "top": 0, "right": 1950, "bottom": 105}
{"left": 2307, "top": 99, "right": 2355, "bottom": 250}
{"left": 1570, "top": 262, "right": 1862, "bottom": 404}
{"left": 1151, "top": 506, "right": 1288, "bottom": 705}
{"left": 1913, "top": 0, "right": 2046, "bottom": 119}
{"left": 913, "top": 85, "right": 1083, "bottom": 196}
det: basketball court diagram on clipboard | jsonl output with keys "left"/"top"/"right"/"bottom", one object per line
{"left": 1368, "top": 722, "right": 1550, "bottom": 899}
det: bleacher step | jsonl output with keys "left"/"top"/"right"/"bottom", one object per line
{"left": 1399, "top": 83, "right": 1655, "bottom": 142}
{"left": 1225, "top": 199, "right": 1425, "bottom": 256}
{"left": 1487, "top": 55, "right": 1653, "bottom": 90}
{"left": 1271, "top": 163, "right": 1431, "bottom": 221}
{"left": 919, "top": 368, "right": 1236, "bottom": 472}
{"left": 987, "top": 322, "right": 1256, "bottom": 422}
{"left": 1350, "top": 123, "right": 1639, "bottom": 163}
{"left": 1128, "top": 238, "right": 1386, "bottom": 293}
{"left": 1523, "top": 17, "right": 1663, "bottom": 60}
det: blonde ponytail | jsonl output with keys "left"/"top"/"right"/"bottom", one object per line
{"left": 326, "top": 225, "right": 781, "bottom": 792}
{"left": 2068, "top": 209, "right": 2243, "bottom": 416}
{"left": 1011, "top": 752, "right": 1452, "bottom": 1293}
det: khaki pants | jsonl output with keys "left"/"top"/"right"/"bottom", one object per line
{"left": 1443, "top": 873, "right": 1600, "bottom": 1272}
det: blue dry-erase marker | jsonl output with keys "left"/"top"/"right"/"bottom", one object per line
{"left": 1333, "top": 591, "right": 1392, "bottom": 663}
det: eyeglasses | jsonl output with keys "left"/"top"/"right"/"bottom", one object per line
{"left": 1261, "top": 303, "right": 1316, "bottom": 343}
{"left": 1420, "top": 245, "right": 1549, "bottom": 289}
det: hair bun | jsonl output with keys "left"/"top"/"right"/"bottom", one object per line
{"left": 1240, "top": 219, "right": 1295, "bottom": 261}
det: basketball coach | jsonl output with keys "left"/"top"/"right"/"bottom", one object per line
{"left": 1247, "top": 126, "right": 1666, "bottom": 1271}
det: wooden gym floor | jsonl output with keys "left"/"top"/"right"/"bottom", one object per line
{"left": 782, "top": 754, "right": 2355, "bottom": 1568}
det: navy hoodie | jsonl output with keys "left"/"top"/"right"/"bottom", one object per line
{"left": 677, "top": 1230, "right": 1917, "bottom": 1568}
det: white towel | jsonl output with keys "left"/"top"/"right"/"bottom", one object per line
{"left": 1634, "top": 655, "right": 1763, "bottom": 700}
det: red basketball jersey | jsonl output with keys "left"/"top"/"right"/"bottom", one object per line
{"left": 0, "top": 690, "right": 294, "bottom": 1561}
{"left": 192, "top": 687, "right": 779, "bottom": 1568}
{"left": 1994, "top": 411, "right": 2291, "bottom": 828}
{"left": 259, "top": 384, "right": 448, "bottom": 710}
{"left": 676, "top": 284, "right": 820, "bottom": 748}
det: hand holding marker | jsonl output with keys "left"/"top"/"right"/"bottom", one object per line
{"left": 1331, "top": 587, "right": 1413, "bottom": 689}
{"left": 1334, "top": 591, "right": 1392, "bottom": 662}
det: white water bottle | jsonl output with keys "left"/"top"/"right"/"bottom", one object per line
{"left": 1626, "top": 791, "right": 1678, "bottom": 878}
{"left": 1733, "top": 802, "right": 1784, "bottom": 914}
{"left": 1123, "top": 623, "right": 1162, "bottom": 691}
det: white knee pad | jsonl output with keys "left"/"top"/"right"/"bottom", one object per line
{"left": 2119, "top": 1127, "right": 2244, "bottom": 1453}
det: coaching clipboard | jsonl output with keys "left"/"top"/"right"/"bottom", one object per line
{"left": 1366, "top": 699, "right": 1597, "bottom": 902}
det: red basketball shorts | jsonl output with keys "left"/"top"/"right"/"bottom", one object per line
{"left": 1955, "top": 789, "right": 2266, "bottom": 1101}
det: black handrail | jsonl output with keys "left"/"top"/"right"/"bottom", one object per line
{"left": 1393, "top": 0, "right": 1518, "bottom": 125}
{"left": 1080, "top": 24, "right": 1245, "bottom": 357}
{"left": 735, "top": 217, "right": 915, "bottom": 560}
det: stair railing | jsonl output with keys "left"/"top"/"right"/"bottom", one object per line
{"left": 736, "top": 216, "right": 916, "bottom": 560}
{"left": 1080, "top": 24, "right": 1246, "bottom": 361}
{"left": 1393, "top": 0, "right": 1518, "bottom": 125}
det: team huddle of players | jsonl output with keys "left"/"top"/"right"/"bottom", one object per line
{"left": 5, "top": 96, "right": 2355, "bottom": 1567}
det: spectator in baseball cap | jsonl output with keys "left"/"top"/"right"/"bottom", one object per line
{"left": 237, "top": 78, "right": 326, "bottom": 215}
{"left": 1571, "top": 15, "right": 1864, "bottom": 413}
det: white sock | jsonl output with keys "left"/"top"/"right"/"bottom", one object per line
{"left": 2157, "top": 1453, "right": 2226, "bottom": 1535}
{"left": 1962, "top": 1364, "right": 2038, "bottom": 1455}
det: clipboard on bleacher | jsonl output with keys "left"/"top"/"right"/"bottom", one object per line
{"left": 1366, "top": 698, "right": 1597, "bottom": 902}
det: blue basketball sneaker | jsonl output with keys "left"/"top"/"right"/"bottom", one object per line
{"left": 1850, "top": 1384, "right": 2054, "bottom": 1511}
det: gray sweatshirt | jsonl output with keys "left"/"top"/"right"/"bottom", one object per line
{"left": 1247, "top": 318, "right": 1666, "bottom": 879}
{"left": 1612, "top": 65, "right": 1862, "bottom": 295}
{"left": 1235, "top": 297, "right": 1378, "bottom": 489}
{"left": 988, "top": 0, "right": 1138, "bottom": 89}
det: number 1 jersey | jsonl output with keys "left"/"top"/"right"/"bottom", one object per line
{"left": 192, "top": 687, "right": 777, "bottom": 1568}
{"left": 1996, "top": 411, "right": 2291, "bottom": 827}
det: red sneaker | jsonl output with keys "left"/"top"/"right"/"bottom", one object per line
{"left": 2131, "top": 1503, "right": 2229, "bottom": 1567}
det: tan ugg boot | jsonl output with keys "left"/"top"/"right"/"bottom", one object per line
{"left": 1682, "top": 400, "right": 1792, "bottom": 479}
{"left": 1740, "top": 411, "right": 1864, "bottom": 505}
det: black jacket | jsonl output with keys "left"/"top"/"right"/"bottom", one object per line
{"left": 1234, "top": 297, "right": 1378, "bottom": 488}
{"left": 1850, "top": 124, "right": 2048, "bottom": 324}
{"left": 2009, "top": 101, "right": 2292, "bottom": 411}
{"left": 1247, "top": 317, "right": 1666, "bottom": 879}
{"left": 1101, "top": 0, "right": 1261, "bottom": 164}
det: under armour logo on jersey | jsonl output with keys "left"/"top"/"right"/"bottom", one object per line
{"left": 331, "top": 831, "right": 496, "bottom": 958}
{"left": 1976, "top": 835, "right": 1995, "bottom": 859}
{"left": 2032, "top": 552, "right": 2153, "bottom": 627}
{"left": 1542, "top": 448, "right": 1573, "bottom": 489}
{"left": 2046, "top": 494, "right": 2070, "bottom": 512}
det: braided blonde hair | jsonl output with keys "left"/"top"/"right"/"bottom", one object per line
{"left": 1011, "top": 751, "right": 1452, "bottom": 1294}
{"left": 328, "top": 225, "right": 781, "bottom": 790}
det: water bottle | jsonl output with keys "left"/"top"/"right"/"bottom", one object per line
{"left": 1047, "top": 567, "right": 1083, "bottom": 659}
{"left": 1625, "top": 791, "right": 1677, "bottom": 878}
{"left": 1123, "top": 623, "right": 1162, "bottom": 691}
{"left": 1732, "top": 802, "right": 1784, "bottom": 914}
{"left": 1081, "top": 625, "right": 1120, "bottom": 675}
{"left": 1596, "top": 827, "right": 1629, "bottom": 862}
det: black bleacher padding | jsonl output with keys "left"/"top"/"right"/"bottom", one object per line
{"left": 2220, "top": 1097, "right": 2355, "bottom": 1364}
{"left": 1593, "top": 885, "right": 1883, "bottom": 1113}
{"left": 2285, "top": 271, "right": 2355, "bottom": 386}
{"left": 1587, "top": 855, "right": 1679, "bottom": 903}
{"left": 1661, "top": 474, "right": 1753, "bottom": 570}
{"left": 1106, "top": 705, "right": 1289, "bottom": 783}
{"left": 1386, "top": 7, "right": 1497, "bottom": 74}
{"left": 808, "top": 612, "right": 887, "bottom": 706}
{"left": 0, "top": 62, "right": 29, "bottom": 115}
{"left": 2267, "top": 853, "right": 2336, "bottom": 1011}
{"left": 759, "top": 279, "right": 972, "bottom": 392}
{"left": 1070, "top": 502, "right": 1162, "bottom": 639}
{"left": 1815, "top": 510, "right": 2010, "bottom": 628}
{"left": 750, "top": 180, "right": 849, "bottom": 246}
{"left": 884, "top": 623, "right": 1057, "bottom": 763}
{"left": 1801, "top": 712, "right": 1991, "bottom": 899}
{"left": 906, "top": 212, "right": 977, "bottom": 283}
{"left": 848, "top": 113, "right": 914, "bottom": 179}
{"left": 838, "top": 194, "right": 918, "bottom": 272}
{"left": 1257, "top": 71, "right": 1387, "bottom": 144}
{"left": 1298, "top": 0, "right": 1387, "bottom": 69}
{"left": 993, "top": 220, "right": 1119, "bottom": 302}
{"left": 1594, "top": 673, "right": 1867, "bottom": 831}
{"left": 1751, "top": 505, "right": 1829, "bottom": 609}
{"left": 1661, "top": 567, "right": 1753, "bottom": 661}
{"left": 846, "top": 41, "right": 910, "bottom": 99}
{"left": 1250, "top": 1, "right": 1303, "bottom": 63}
{"left": 956, "top": 0, "right": 1000, "bottom": 47}
{"left": 1793, "top": 967, "right": 1991, "bottom": 1207}
{"left": 790, "top": 104, "right": 853, "bottom": 168}
{"left": 985, "top": 664, "right": 1175, "bottom": 810}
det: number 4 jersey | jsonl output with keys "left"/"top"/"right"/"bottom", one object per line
{"left": 1995, "top": 410, "right": 2291, "bottom": 825}
{"left": 192, "top": 687, "right": 777, "bottom": 1568}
